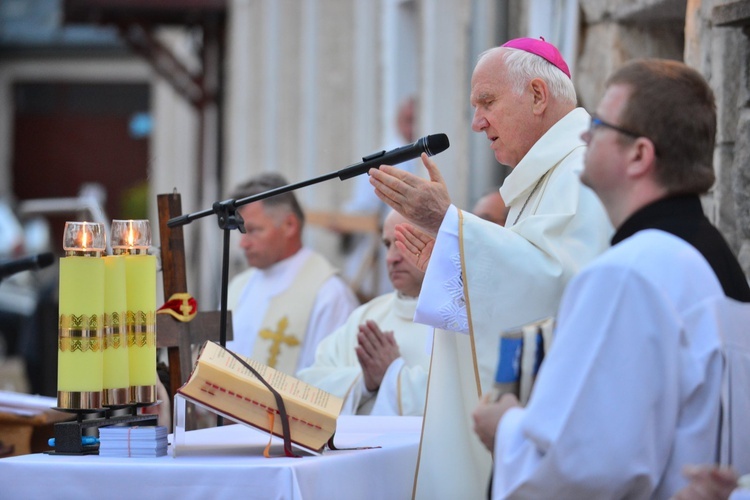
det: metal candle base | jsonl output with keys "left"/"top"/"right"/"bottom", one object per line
{"left": 130, "top": 384, "right": 157, "bottom": 404}
{"left": 103, "top": 387, "right": 130, "bottom": 406}
{"left": 57, "top": 390, "right": 103, "bottom": 410}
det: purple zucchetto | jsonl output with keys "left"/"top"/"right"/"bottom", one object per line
{"left": 501, "top": 37, "right": 571, "bottom": 79}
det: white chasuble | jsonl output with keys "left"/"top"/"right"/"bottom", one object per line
{"left": 297, "top": 292, "right": 431, "bottom": 416}
{"left": 227, "top": 249, "right": 338, "bottom": 374}
{"left": 412, "top": 108, "right": 613, "bottom": 499}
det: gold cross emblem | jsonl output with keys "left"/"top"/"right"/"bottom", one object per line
{"left": 258, "top": 317, "right": 300, "bottom": 368}
{"left": 179, "top": 296, "right": 193, "bottom": 317}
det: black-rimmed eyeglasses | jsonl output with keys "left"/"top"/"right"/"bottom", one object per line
{"left": 589, "top": 116, "right": 643, "bottom": 139}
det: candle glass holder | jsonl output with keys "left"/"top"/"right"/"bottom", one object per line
{"left": 57, "top": 222, "right": 107, "bottom": 410}
{"left": 111, "top": 219, "right": 158, "bottom": 405}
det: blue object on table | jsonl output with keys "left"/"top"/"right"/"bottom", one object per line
{"left": 48, "top": 436, "right": 99, "bottom": 447}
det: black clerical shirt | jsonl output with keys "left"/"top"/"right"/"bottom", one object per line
{"left": 612, "top": 194, "right": 750, "bottom": 302}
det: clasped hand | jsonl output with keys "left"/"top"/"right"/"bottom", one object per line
{"left": 355, "top": 320, "right": 401, "bottom": 392}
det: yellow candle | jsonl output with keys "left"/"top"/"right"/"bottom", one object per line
{"left": 103, "top": 255, "right": 129, "bottom": 405}
{"left": 57, "top": 222, "right": 106, "bottom": 410}
{"left": 112, "top": 219, "right": 157, "bottom": 404}
{"left": 124, "top": 253, "right": 157, "bottom": 391}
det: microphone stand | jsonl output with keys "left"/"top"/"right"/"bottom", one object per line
{"left": 167, "top": 167, "right": 361, "bottom": 351}
{"left": 168, "top": 134, "right": 448, "bottom": 347}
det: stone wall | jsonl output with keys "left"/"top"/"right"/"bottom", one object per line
{"left": 576, "top": 0, "right": 750, "bottom": 281}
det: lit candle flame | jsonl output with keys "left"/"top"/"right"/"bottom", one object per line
{"left": 127, "top": 221, "right": 136, "bottom": 247}
{"left": 81, "top": 223, "right": 89, "bottom": 249}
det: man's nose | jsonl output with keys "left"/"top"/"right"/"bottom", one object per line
{"left": 471, "top": 110, "right": 487, "bottom": 132}
{"left": 386, "top": 245, "right": 402, "bottom": 264}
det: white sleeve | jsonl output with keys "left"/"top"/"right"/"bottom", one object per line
{"left": 492, "top": 265, "right": 685, "bottom": 498}
{"left": 295, "top": 276, "right": 360, "bottom": 371}
{"left": 369, "top": 358, "right": 406, "bottom": 416}
{"left": 414, "top": 205, "right": 468, "bottom": 333}
{"left": 370, "top": 358, "right": 428, "bottom": 416}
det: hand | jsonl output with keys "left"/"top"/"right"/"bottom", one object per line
{"left": 472, "top": 392, "right": 520, "bottom": 452}
{"left": 394, "top": 222, "right": 435, "bottom": 272}
{"left": 672, "top": 465, "right": 738, "bottom": 500}
{"left": 368, "top": 153, "right": 451, "bottom": 235}
{"left": 355, "top": 320, "right": 401, "bottom": 392}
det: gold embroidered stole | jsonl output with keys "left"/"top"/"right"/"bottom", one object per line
{"left": 250, "top": 253, "right": 336, "bottom": 374}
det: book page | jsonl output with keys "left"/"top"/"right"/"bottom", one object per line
{"left": 199, "top": 341, "right": 343, "bottom": 416}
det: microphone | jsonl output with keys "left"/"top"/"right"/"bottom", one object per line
{"left": 337, "top": 133, "right": 450, "bottom": 180}
{"left": 0, "top": 252, "right": 55, "bottom": 280}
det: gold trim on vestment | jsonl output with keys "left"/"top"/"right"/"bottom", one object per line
{"left": 457, "top": 209, "right": 483, "bottom": 397}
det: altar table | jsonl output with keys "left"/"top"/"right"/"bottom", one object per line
{"left": 0, "top": 415, "right": 422, "bottom": 499}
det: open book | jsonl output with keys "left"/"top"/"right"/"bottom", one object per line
{"left": 177, "top": 341, "right": 344, "bottom": 453}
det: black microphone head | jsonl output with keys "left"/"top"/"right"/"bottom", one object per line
{"left": 38, "top": 252, "right": 55, "bottom": 269}
{"left": 423, "top": 133, "right": 450, "bottom": 157}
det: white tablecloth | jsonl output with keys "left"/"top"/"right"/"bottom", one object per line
{"left": 0, "top": 415, "right": 422, "bottom": 499}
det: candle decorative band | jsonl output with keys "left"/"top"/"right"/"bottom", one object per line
{"left": 127, "top": 310, "right": 157, "bottom": 404}
{"left": 57, "top": 314, "right": 104, "bottom": 410}
{"left": 58, "top": 314, "right": 102, "bottom": 352}
{"left": 103, "top": 312, "right": 124, "bottom": 345}
{"left": 126, "top": 311, "right": 157, "bottom": 341}
{"left": 103, "top": 312, "right": 130, "bottom": 406}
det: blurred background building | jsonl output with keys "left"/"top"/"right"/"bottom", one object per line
{"left": 1, "top": 0, "right": 748, "bottom": 396}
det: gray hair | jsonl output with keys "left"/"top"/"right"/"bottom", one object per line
{"left": 231, "top": 172, "right": 305, "bottom": 227}
{"left": 487, "top": 47, "right": 577, "bottom": 106}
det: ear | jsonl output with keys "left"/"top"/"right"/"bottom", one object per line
{"left": 282, "top": 212, "right": 300, "bottom": 237}
{"left": 625, "top": 137, "right": 658, "bottom": 180}
{"left": 529, "top": 78, "right": 549, "bottom": 115}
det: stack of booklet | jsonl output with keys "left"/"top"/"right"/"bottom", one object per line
{"left": 98, "top": 425, "right": 168, "bottom": 458}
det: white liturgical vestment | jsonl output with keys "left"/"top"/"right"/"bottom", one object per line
{"left": 493, "top": 230, "right": 732, "bottom": 499}
{"left": 226, "top": 247, "right": 358, "bottom": 374}
{"left": 412, "top": 108, "right": 613, "bottom": 499}
{"left": 297, "top": 292, "right": 431, "bottom": 416}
